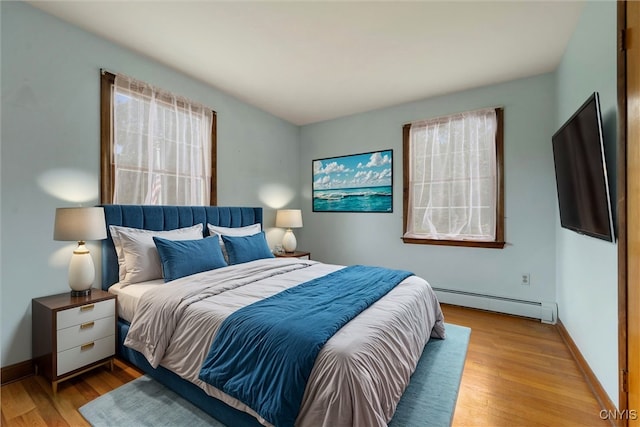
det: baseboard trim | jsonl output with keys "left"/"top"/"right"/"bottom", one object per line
{"left": 556, "top": 320, "right": 622, "bottom": 427}
{"left": 433, "top": 288, "right": 557, "bottom": 324}
{"left": 1, "top": 359, "right": 34, "bottom": 385}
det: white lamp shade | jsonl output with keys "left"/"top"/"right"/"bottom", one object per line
{"left": 275, "top": 209, "right": 303, "bottom": 228}
{"left": 54, "top": 207, "right": 107, "bottom": 241}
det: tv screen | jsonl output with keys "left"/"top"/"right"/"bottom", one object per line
{"left": 552, "top": 92, "right": 614, "bottom": 242}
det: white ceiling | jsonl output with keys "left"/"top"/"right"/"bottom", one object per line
{"left": 29, "top": 1, "right": 584, "bottom": 125}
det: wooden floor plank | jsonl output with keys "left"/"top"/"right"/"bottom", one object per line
{"left": 0, "top": 381, "right": 36, "bottom": 420}
{"left": 10, "top": 409, "right": 50, "bottom": 427}
{"left": 20, "top": 376, "right": 70, "bottom": 427}
{"left": 1, "top": 305, "right": 610, "bottom": 426}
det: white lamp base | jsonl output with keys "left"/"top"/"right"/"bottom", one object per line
{"left": 282, "top": 229, "right": 297, "bottom": 253}
{"left": 68, "top": 242, "right": 95, "bottom": 296}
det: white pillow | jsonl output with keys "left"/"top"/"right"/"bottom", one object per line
{"left": 110, "top": 226, "right": 128, "bottom": 283}
{"left": 207, "top": 223, "right": 261, "bottom": 262}
{"left": 110, "top": 224, "right": 203, "bottom": 285}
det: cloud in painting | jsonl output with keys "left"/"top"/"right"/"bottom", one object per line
{"left": 315, "top": 160, "right": 351, "bottom": 175}
{"left": 357, "top": 152, "right": 391, "bottom": 168}
{"left": 352, "top": 168, "right": 391, "bottom": 187}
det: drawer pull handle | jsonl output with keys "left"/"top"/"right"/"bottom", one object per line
{"left": 80, "top": 321, "right": 95, "bottom": 330}
{"left": 80, "top": 304, "right": 95, "bottom": 312}
{"left": 81, "top": 342, "right": 95, "bottom": 351}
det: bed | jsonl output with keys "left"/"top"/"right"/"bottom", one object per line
{"left": 101, "top": 205, "right": 445, "bottom": 427}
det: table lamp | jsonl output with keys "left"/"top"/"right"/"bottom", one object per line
{"left": 54, "top": 207, "right": 107, "bottom": 296}
{"left": 275, "top": 209, "right": 303, "bottom": 253}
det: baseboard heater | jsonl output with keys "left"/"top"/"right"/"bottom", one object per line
{"left": 433, "top": 288, "right": 558, "bottom": 324}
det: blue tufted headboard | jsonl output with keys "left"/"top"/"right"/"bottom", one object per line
{"left": 100, "top": 205, "right": 263, "bottom": 290}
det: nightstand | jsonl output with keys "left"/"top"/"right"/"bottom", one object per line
{"left": 32, "top": 289, "right": 116, "bottom": 393}
{"left": 275, "top": 250, "right": 311, "bottom": 260}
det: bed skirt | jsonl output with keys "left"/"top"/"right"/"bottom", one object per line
{"left": 117, "top": 319, "right": 262, "bottom": 427}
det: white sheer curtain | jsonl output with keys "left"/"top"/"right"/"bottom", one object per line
{"left": 112, "top": 74, "right": 212, "bottom": 205}
{"left": 405, "top": 108, "right": 497, "bottom": 241}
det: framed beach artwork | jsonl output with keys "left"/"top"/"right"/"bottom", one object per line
{"left": 313, "top": 150, "right": 393, "bottom": 213}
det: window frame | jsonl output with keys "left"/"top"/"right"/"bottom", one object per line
{"left": 99, "top": 70, "right": 217, "bottom": 205}
{"left": 402, "top": 108, "right": 505, "bottom": 249}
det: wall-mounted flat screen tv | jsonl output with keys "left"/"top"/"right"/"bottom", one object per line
{"left": 552, "top": 92, "right": 614, "bottom": 242}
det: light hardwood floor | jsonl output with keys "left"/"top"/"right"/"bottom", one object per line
{"left": 445, "top": 304, "right": 609, "bottom": 427}
{"left": 1, "top": 304, "right": 610, "bottom": 426}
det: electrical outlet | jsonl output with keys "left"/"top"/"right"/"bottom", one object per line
{"left": 521, "top": 273, "right": 531, "bottom": 286}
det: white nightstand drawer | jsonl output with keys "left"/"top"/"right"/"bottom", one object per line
{"left": 57, "top": 335, "right": 114, "bottom": 376}
{"left": 57, "top": 316, "right": 115, "bottom": 352}
{"left": 56, "top": 299, "right": 115, "bottom": 330}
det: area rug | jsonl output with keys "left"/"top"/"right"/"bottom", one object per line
{"left": 80, "top": 323, "right": 470, "bottom": 427}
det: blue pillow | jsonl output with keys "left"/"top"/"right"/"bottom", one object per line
{"left": 153, "top": 236, "right": 227, "bottom": 282}
{"left": 221, "top": 232, "right": 275, "bottom": 265}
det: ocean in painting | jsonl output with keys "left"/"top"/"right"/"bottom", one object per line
{"left": 313, "top": 186, "right": 392, "bottom": 212}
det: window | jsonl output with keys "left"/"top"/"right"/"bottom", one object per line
{"left": 402, "top": 107, "right": 504, "bottom": 248}
{"left": 100, "top": 71, "right": 217, "bottom": 205}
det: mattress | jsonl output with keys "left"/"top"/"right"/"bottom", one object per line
{"left": 108, "top": 280, "right": 163, "bottom": 323}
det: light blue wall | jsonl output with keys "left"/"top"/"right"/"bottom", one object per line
{"left": 299, "top": 74, "right": 558, "bottom": 304}
{"left": 0, "top": 1, "right": 300, "bottom": 366}
{"left": 554, "top": 0, "right": 618, "bottom": 406}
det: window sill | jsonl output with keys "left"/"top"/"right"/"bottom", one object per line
{"left": 401, "top": 237, "right": 506, "bottom": 249}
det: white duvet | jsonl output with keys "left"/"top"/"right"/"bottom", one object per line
{"left": 124, "top": 258, "right": 445, "bottom": 427}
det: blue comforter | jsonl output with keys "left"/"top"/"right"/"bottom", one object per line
{"left": 198, "top": 265, "right": 413, "bottom": 427}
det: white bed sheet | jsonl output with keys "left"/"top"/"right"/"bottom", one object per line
{"left": 108, "top": 280, "right": 164, "bottom": 323}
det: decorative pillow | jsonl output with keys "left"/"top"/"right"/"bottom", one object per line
{"left": 153, "top": 236, "right": 227, "bottom": 282}
{"left": 221, "top": 232, "right": 275, "bottom": 265}
{"left": 207, "top": 223, "right": 261, "bottom": 262}
{"left": 110, "top": 224, "right": 204, "bottom": 285}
